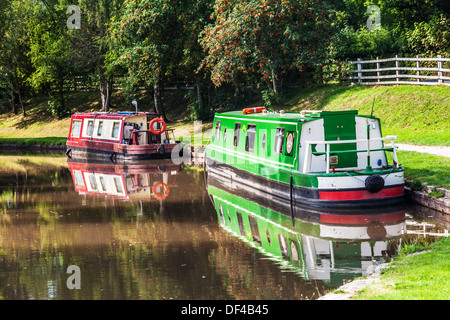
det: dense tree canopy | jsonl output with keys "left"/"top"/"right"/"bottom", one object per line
{"left": 0, "top": 0, "right": 448, "bottom": 116}
{"left": 112, "top": 0, "right": 212, "bottom": 120}
{"left": 200, "top": 0, "right": 334, "bottom": 97}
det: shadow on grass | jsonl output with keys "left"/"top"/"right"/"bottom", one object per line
{"left": 283, "top": 85, "right": 368, "bottom": 111}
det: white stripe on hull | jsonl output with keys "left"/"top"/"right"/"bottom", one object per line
{"left": 318, "top": 172, "right": 404, "bottom": 190}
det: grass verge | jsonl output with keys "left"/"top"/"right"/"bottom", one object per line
{"left": 353, "top": 237, "right": 450, "bottom": 300}
{"left": 284, "top": 85, "right": 450, "bottom": 146}
{"left": 0, "top": 137, "right": 67, "bottom": 146}
{"left": 396, "top": 150, "right": 450, "bottom": 189}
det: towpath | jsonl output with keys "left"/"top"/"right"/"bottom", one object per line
{"left": 396, "top": 143, "right": 450, "bottom": 158}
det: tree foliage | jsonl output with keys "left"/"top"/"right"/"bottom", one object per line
{"left": 0, "top": 0, "right": 35, "bottom": 115}
{"left": 200, "top": 0, "right": 334, "bottom": 97}
{"left": 112, "top": 0, "right": 213, "bottom": 119}
{"left": 0, "top": 0, "right": 448, "bottom": 117}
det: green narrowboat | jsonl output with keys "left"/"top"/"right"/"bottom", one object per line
{"left": 207, "top": 173, "right": 405, "bottom": 285}
{"left": 205, "top": 108, "right": 404, "bottom": 209}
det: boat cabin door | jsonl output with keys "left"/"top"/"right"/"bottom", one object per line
{"left": 323, "top": 113, "right": 358, "bottom": 169}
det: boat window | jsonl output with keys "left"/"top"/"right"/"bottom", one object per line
{"left": 262, "top": 132, "right": 267, "bottom": 151}
{"left": 236, "top": 211, "right": 246, "bottom": 236}
{"left": 233, "top": 123, "right": 241, "bottom": 148}
{"left": 99, "top": 176, "right": 107, "bottom": 192}
{"left": 89, "top": 175, "right": 97, "bottom": 190}
{"left": 71, "top": 120, "right": 82, "bottom": 138}
{"left": 114, "top": 177, "right": 124, "bottom": 193}
{"left": 248, "top": 215, "right": 262, "bottom": 246}
{"left": 86, "top": 120, "right": 94, "bottom": 136}
{"left": 218, "top": 204, "right": 225, "bottom": 224}
{"left": 112, "top": 122, "right": 120, "bottom": 138}
{"left": 73, "top": 171, "right": 85, "bottom": 188}
{"left": 97, "top": 121, "right": 104, "bottom": 136}
{"left": 245, "top": 124, "right": 257, "bottom": 153}
{"left": 274, "top": 127, "right": 285, "bottom": 154}
{"left": 278, "top": 234, "right": 290, "bottom": 260}
{"left": 214, "top": 120, "right": 221, "bottom": 141}
{"left": 290, "top": 240, "right": 299, "bottom": 262}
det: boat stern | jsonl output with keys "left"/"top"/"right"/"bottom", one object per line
{"left": 314, "top": 169, "right": 405, "bottom": 206}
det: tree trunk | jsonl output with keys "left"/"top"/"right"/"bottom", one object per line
{"left": 153, "top": 79, "right": 168, "bottom": 122}
{"left": 271, "top": 69, "right": 279, "bottom": 97}
{"left": 196, "top": 84, "right": 206, "bottom": 119}
{"left": 16, "top": 88, "right": 25, "bottom": 117}
{"left": 59, "top": 79, "right": 65, "bottom": 111}
{"left": 11, "top": 89, "right": 18, "bottom": 115}
{"left": 99, "top": 72, "right": 113, "bottom": 112}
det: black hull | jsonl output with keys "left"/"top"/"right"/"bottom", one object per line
{"left": 66, "top": 145, "right": 174, "bottom": 163}
{"left": 206, "top": 159, "right": 405, "bottom": 210}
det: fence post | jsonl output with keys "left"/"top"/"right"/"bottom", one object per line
{"left": 395, "top": 55, "right": 399, "bottom": 83}
{"left": 357, "top": 58, "right": 362, "bottom": 85}
{"left": 416, "top": 55, "right": 420, "bottom": 83}
{"left": 437, "top": 55, "right": 443, "bottom": 84}
{"left": 376, "top": 57, "right": 380, "bottom": 83}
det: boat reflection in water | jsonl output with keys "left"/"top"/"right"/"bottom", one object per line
{"left": 206, "top": 171, "right": 406, "bottom": 286}
{"left": 67, "top": 159, "right": 181, "bottom": 202}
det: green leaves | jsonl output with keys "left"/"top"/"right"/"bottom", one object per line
{"left": 200, "top": 0, "right": 334, "bottom": 92}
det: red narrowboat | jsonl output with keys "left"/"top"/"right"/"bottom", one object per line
{"left": 66, "top": 112, "right": 179, "bottom": 161}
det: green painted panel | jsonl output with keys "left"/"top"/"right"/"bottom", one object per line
{"left": 323, "top": 113, "right": 357, "bottom": 168}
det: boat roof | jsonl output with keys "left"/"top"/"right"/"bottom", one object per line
{"left": 215, "top": 109, "right": 362, "bottom": 122}
{"left": 72, "top": 111, "right": 161, "bottom": 119}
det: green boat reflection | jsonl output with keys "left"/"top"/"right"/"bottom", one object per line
{"left": 206, "top": 171, "right": 406, "bottom": 286}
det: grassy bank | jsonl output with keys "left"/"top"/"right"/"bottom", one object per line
{"left": 0, "top": 137, "right": 67, "bottom": 146}
{"left": 397, "top": 150, "right": 450, "bottom": 189}
{"left": 283, "top": 85, "right": 450, "bottom": 146}
{"left": 0, "top": 85, "right": 448, "bottom": 145}
{"left": 353, "top": 237, "right": 450, "bottom": 300}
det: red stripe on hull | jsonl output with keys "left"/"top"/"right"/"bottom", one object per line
{"left": 318, "top": 185, "right": 404, "bottom": 201}
{"left": 67, "top": 139, "right": 177, "bottom": 156}
{"left": 319, "top": 211, "right": 405, "bottom": 225}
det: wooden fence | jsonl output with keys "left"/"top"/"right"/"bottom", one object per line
{"left": 319, "top": 55, "right": 450, "bottom": 86}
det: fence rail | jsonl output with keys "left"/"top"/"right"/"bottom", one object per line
{"left": 320, "top": 55, "right": 450, "bottom": 86}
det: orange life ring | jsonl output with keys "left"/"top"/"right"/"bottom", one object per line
{"left": 149, "top": 118, "right": 166, "bottom": 135}
{"left": 152, "top": 182, "right": 169, "bottom": 200}
{"left": 242, "top": 107, "right": 266, "bottom": 114}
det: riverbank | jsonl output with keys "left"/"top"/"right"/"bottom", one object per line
{"left": 332, "top": 237, "right": 450, "bottom": 300}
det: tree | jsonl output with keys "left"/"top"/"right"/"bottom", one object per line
{"left": 70, "top": 0, "right": 124, "bottom": 112}
{"left": 0, "top": 0, "right": 35, "bottom": 116}
{"left": 406, "top": 14, "right": 450, "bottom": 57}
{"left": 113, "top": 0, "right": 213, "bottom": 121}
{"left": 28, "top": 0, "right": 75, "bottom": 117}
{"left": 200, "top": 0, "right": 334, "bottom": 99}
{"left": 330, "top": 0, "right": 450, "bottom": 60}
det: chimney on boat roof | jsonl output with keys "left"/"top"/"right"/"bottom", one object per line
{"left": 300, "top": 110, "right": 321, "bottom": 116}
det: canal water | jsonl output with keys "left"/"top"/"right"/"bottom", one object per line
{"left": 0, "top": 154, "right": 448, "bottom": 300}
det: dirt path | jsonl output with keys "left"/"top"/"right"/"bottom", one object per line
{"left": 396, "top": 143, "right": 450, "bottom": 158}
